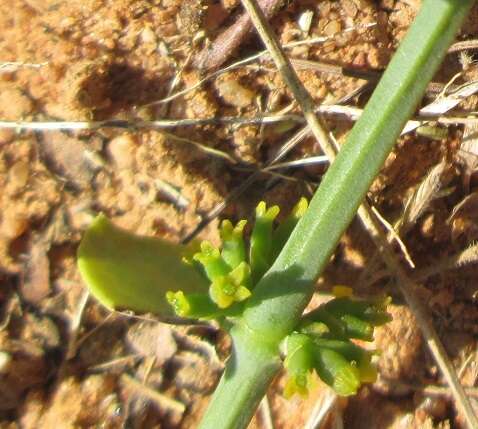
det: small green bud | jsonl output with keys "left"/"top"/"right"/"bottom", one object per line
{"left": 250, "top": 201, "right": 280, "bottom": 282}
{"left": 284, "top": 333, "right": 315, "bottom": 398}
{"left": 272, "top": 197, "right": 308, "bottom": 260}
{"left": 220, "top": 219, "right": 247, "bottom": 270}
{"left": 166, "top": 291, "right": 220, "bottom": 318}
{"left": 313, "top": 346, "right": 361, "bottom": 396}
{"left": 340, "top": 314, "right": 374, "bottom": 341}
{"left": 166, "top": 291, "right": 190, "bottom": 316}
{"left": 299, "top": 307, "right": 346, "bottom": 338}
{"left": 193, "top": 241, "right": 231, "bottom": 281}
{"left": 313, "top": 338, "right": 377, "bottom": 384}
{"left": 324, "top": 296, "right": 392, "bottom": 327}
{"left": 284, "top": 371, "right": 313, "bottom": 398}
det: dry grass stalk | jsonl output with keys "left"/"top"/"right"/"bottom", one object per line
{"left": 120, "top": 373, "right": 186, "bottom": 415}
{"left": 458, "top": 122, "right": 478, "bottom": 193}
{"left": 258, "top": 395, "right": 275, "bottom": 429}
{"left": 193, "top": 0, "right": 281, "bottom": 71}
{"left": 399, "top": 160, "right": 447, "bottom": 233}
{"left": 304, "top": 390, "right": 338, "bottom": 429}
{"left": 414, "top": 242, "right": 478, "bottom": 281}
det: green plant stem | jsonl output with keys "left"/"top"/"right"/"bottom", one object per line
{"left": 198, "top": 325, "right": 281, "bottom": 429}
{"left": 199, "top": 1, "right": 474, "bottom": 428}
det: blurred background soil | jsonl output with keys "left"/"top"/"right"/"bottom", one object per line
{"left": 0, "top": 0, "right": 478, "bottom": 427}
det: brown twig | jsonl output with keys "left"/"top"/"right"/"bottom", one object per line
{"left": 193, "top": 0, "right": 284, "bottom": 71}
{"left": 448, "top": 39, "right": 478, "bottom": 53}
{"left": 240, "top": 0, "right": 478, "bottom": 427}
{"left": 120, "top": 374, "right": 186, "bottom": 415}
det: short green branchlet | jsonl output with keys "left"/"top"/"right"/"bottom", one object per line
{"left": 166, "top": 200, "right": 300, "bottom": 315}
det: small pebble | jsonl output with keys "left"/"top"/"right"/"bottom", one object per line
{"left": 0, "top": 209, "right": 29, "bottom": 239}
{"left": 343, "top": 0, "right": 358, "bottom": 18}
{"left": 9, "top": 160, "right": 30, "bottom": 190}
{"left": 140, "top": 27, "right": 157, "bottom": 47}
{"left": 215, "top": 78, "right": 255, "bottom": 108}
{"left": 0, "top": 351, "right": 12, "bottom": 373}
{"left": 0, "top": 129, "right": 15, "bottom": 144}
{"left": 298, "top": 10, "right": 313, "bottom": 34}
{"left": 107, "top": 135, "right": 137, "bottom": 169}
{"left": 0, "top": 88, "right": 33, "bottom": 120}
{"left": 323, "top": 20, "right": 342, "bottom": 37}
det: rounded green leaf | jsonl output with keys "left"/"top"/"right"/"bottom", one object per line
{"left": 77, "top": 215, "right": 208, "bottom": 315}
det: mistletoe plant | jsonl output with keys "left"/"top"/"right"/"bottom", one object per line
{"left": 77, "top": 1, "right": 474, "bottom": 428}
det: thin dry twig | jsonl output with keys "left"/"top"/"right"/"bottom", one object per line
{"left": 150, "top": 24, "right": 376, "bottom": 106}
{"left": 258, "top": 395, "right": 275, "bottom": 429}
{"left": 414, "top": 242, "right": 478, "bottom": 281}
{"left": 399, "top": 160, "right": 447, "bottom": 233}
{"left": 161, "top": 130, "right": 238, "bottom": 164}
{"left": 0, "top": 120, "right": 237, "bottom": 164}
{"left": 73, "top": 312, "right": 115, "bottom": 352}
{"left": 240, "top": 0, "right": 478, "bottom": 426}
{"left": 358, "top": 202, "right": 478, "bottom": 429}
{"left": 304, "top": 390, "right": 338, "bottom": 429}
{"left": 0, "top": 61, "right": 48, "bottom": 73}
{"left": 66, "top": 289, "right": 90, "bottom": 360}
{"left": 458, "top": 352, "right": 476, "bottom": 379}
{"left": 5, "top": 108, "right": 478, "bottom": 134}
{"left": 359, "top": 159, "right": 447, "bottom": 287}
{"left": 448, "top": 39, "right": 478, "bottom": 53}
{"left": 392, "top": 381, "right": 478, "bottom": 399}
{"left": 361, "top": 241, "right": 478, "bottom": 288}
{"left": 239, "top": 0, "right": 336, "bottom": 159}
{"left": 0, "top": 114, "right": 302, "bottom": 130}
{"left": 458, "top": 121, "right": 478, "bottom": 193}
{"left": 193, "top": 0, "right": 282, "bottom": 71}
{"left": 370, "top": 204, "right": 416, "bottom": 269}
{"left": 120, "top": 373, "right": 186, "bottom": 415}
{"left": 88, "top": 354, "right": 142, "bottom": 372}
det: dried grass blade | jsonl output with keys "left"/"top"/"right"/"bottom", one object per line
{"left": 399, "top": 160, "right": 447, "bottom": 232}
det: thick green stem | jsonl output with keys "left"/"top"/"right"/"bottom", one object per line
{"left": 199, "top": 1, "right": 474, "bottom": 428}
{"left": 198, "top": 324, "right": 281, "bottom": 429}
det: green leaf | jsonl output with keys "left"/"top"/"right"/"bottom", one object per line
{"left": 77, "top": 214, "right": 208, "bottom": 315}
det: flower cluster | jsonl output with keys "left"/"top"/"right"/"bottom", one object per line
{"left": 284, "top": 287, "right": 391, "bottom": 397}
{"left": 166, "top": 198, "right": 308, "bottom": 317}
